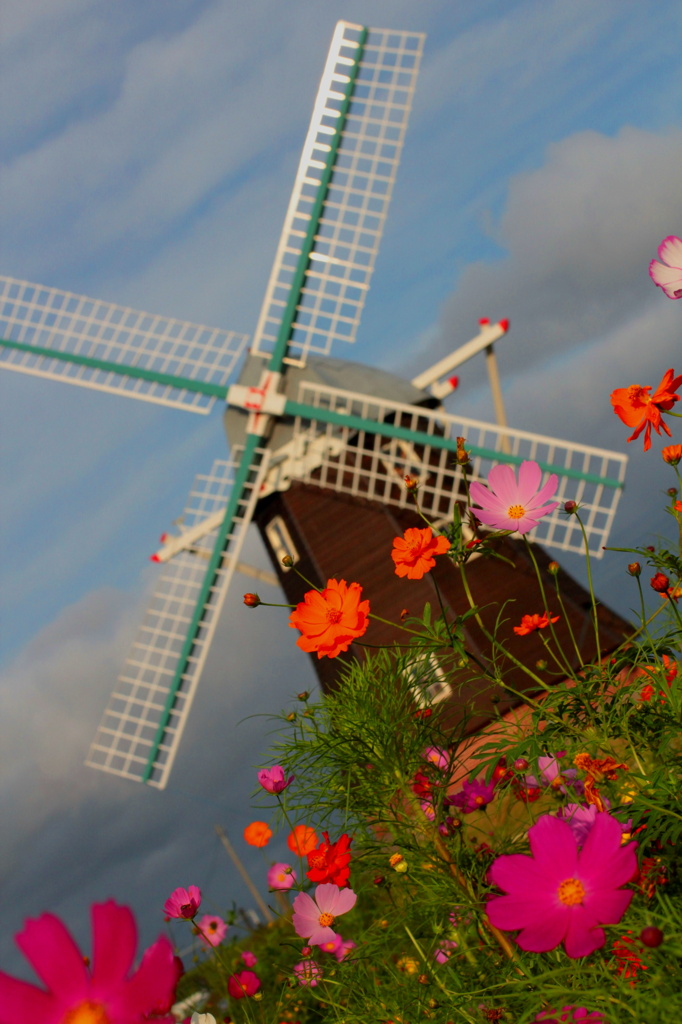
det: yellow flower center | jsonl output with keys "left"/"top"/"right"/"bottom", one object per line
{"left": 326, "top": 608, "right": 342, "bottom": 624}
{"left": 318, "top": 912, "right": 335, "bottom": 927}
{"left": 61, "top": 1003, "right": 111, "bottom": 1024}
{"left": 557, "top": 877, "right": 585, "bottom": 906}
{"left": 507, "top": 504, "right": 526, "bottom": 520}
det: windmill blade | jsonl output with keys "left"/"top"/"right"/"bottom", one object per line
{"left": 251, "top": 22, "right": 424, "bottom": 363}
{"left": 0, "top": 276, "right": 249, "bottom": 413}
{"left": 285, "top": 381, "right": 627, "bottom": 557}
{"left": 86, "top": 441, "right": 270, "bottom": 788}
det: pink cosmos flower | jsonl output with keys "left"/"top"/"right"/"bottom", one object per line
{"left": 257, "top": 765, "right": 295, "bottom": 794}
{"left": 0, "top": 900, "right": 178, "bottom": 1024}
{"left": 334, "top": 938, "right": 356, "bottom": 961}
{"left": 292, "top": 883, "right": 357, "bottom": 946}
{"left": 534, "top": 1007, "right": 606, "bottom": 1022}
{"left": 316, "top": 931, "right": 343, "bottom": 955}
{"left": 469, "top": 461, "right": 559, "bottom": 535}
{"left": 447, "top": 776, "right": 496, "bottom": 813}
{"left": 434, "top": 939, "right": 458, "bottom": 963}
{"left": 557, "top": 803, "right": 600, "bottom": 845}
{"left": 241, "top": 950, "right": 258, "bottom": 967}
{"left": 164, "top": 885, "right": 201, "bottom": 919}
{"left": 293, "top": 960, "right": 322, "bottom": 986}
{"left": 196, "top": 914, "right": 227, "bottom": 947}
{"left": 525, "top": 755, "right": 581, "bottom": 795}
{"left": 423, "top": 746, "right": 449, "bottom": 769}
{"left": 649, "top": 235, "right": 682, "bottom": 299}
{"left": 267, "top": 862, "right": 297, "bottom": 890}
{"left": 487, "top": 813, "right": 637, "bottom": 958}
{"left": 227, "top": 970, "right": 261, "bottom": 999}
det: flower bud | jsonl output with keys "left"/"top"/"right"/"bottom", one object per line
{"left": 455, "top": 436, "right": 471, "bottom": 466}
{"left": 662, "top": 444, "right": 682, "bottom": 465}
{"left": 417, "top": 974, "right": 430, "bottom": 985}
{"left": 404, "top": 475, "right": 419, "bottom": 492}
{"left": 536, "top": 659, "right": 548, "bottom": 671}
{"left": 286, "top": 712, "right": 296, "bottom": 722}
{"left": 563, "top": 500, "right": 577, "bottom": 514}
{"left": 301, "top": 946, "right": 311, "bottom": 956}
{"left": 297, "top": 691, "right": 309, "bottom": 701}
{"left": 389, "top": 852, "right": 408, "bottom": 872}
{"left": 668, "top": 487, "right": 678, "bottom": 497}
{"left": 281, "top": 554, "right": 294, "bottom": 567}
{"left": 640, "top": 926, "right": 664, "bottom": 947}
{"left": 627, "top": 562, "right": 641, "bottom": 577}
{"left": 547, "top": 561, "right": 560, "bottom": 575}
{"left": 243, "top": 593, "right": 261, "bottom": 607}
{"left": 373, "top": 875, "right": 386, "bottom": 886}
{"left": 646, "top": 545, "right": 656, "bottom": 552}
{"left": 513, "top": 758, "right": 529, "bottom": 771}
{"left": 650, "top": 571, "right": 670, "bottom": 593}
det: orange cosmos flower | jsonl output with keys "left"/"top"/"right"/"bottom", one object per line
{"left": 513, "top": 611, "right": 560, "bottom": 636}
{"left": 662, "top": 444, "right": 682, "bottom": 465}
{"left": 243, "top": 821, "right": 272, "bottom": 848}
{"left": 391, "top": 527, "right": 451, "bottom": 580}
{"left": 287, "top": 824, "right": 318, "bottom": 856}
{"left": 610, "top": 368, "right": 682, "bottom": 451}
{"left": 573, "top": 754, "right": 628, "bottom": 812}
{"left": 289, "top": 578, "right": 370, "bottom": 659}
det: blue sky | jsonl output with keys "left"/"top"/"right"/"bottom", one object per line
{"left": 1, "top": 0, "right": 681, "bottom": 977}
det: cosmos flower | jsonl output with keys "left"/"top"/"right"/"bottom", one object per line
{"left": 469, "top": 461, "right": 559, "bottom": 535}
{"left": 610, "top": 368, "right": 682, "bottom": 451}
{"left": 227, "top": 970, "right": 260, "bottom": 999}
{"left": 164, "top": 885, "right": 201, "bottom": 919}
{"left": 649, "top": 235, "right": 682, "bottom": 299}
{"left": 423, "top": 746, "right": 449, "bottom": 769}
{"left": 306, "top": 832, "right": 353, "bottom": 887}
{"left": 662, "top": 444, "right": 682, "bottom": 464}
{"left": 243, "top": 821, "right": 272, "bottom": 847}
{"left": 533, "top": 1008, "right": 606, "bottom": 1022}
{"left": 267, "top": 862, "right": 297, "bottom": 890}
{"left": 513, "top": 611, "right": 560, "bottom": 636}
{"left": 487, "top": 813, "right": 637, "bottom": 958}
{"left": 334, "top": 938, "right": 356, "bottom": 961}
{"left": 257, "top": 765, "right": 294, "bottom": 794}
{"left": 447, "top": 776, "right": 496, "bottom": 814}
{"left": 0, "top": 901, "right": 178, "bottom": 1024}
{"left": 292, "top": 884, "right": 357, "bottom": 946}
{"left": 241, "top": 950, "right": 258, "bottom": 968}
{"left": 196, "top": 915, "right": 227, "bottom": 948}
{"left": 287, "top": 825, "right": 318, "bottom": 856}
{"left": 289, "top": 579, "right": 370, "bottom": 659}
{"left": 391, "top": 527, "right": 451, "bottom": 579}
{"left": 293, "top": 960, "right": 323, "bottom": 986}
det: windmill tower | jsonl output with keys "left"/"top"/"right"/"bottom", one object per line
{"left": 0, "top": 22, "right": 628, "bottom": 790}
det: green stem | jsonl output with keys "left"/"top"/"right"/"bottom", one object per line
{"left": 522, "top": 536, "right": 577, "bottom": 680}
{"left": 574, "top": 511, "right": 602, "bottom": 664}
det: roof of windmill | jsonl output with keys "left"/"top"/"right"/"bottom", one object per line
{"left": 223, "top": 352, "right": 438, "bottom": 452}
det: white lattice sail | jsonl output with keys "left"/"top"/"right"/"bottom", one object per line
{"left": 86, "top": 446, "right": 270, "bottom": 787}
{"left": 286, "top": 382, "right": 627, "bottom": 557}
{"left": 251, "top": 22, "right": 424, "bottom": 361}
{"left": 0, "top": 276, "right": 249, "bottom": 413}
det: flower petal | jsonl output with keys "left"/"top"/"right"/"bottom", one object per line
{"left": 515, "top": 907, "right": 570, "bottom": 953}
{"left": 586, "top": 887, "right": 632, "bottom": 925}
{"left": 0, "top": 972, "right": 58, "bottom": 1023}
{"left": 528, "top": 815, "right": 578, "bottom": 880}
{"left": 650, "top": 258, "right": 682, "bottom": 298}
{"left": 90, "top": 901, "right": 137, "bottom": 991}
{"left": 562, "top": 904, "right": 605, "bottom": 958}
{"left": 119, "top": 935, "right": 177, "bottom": 1017}
{"left": 658, "top": 235, "right": 682, "bottom": 267}
{"left": 15, "top": 913, "right": 88, "bottom": 1003}
{"left": 578, "top": 814, "right": 636, "bottom": 888}
{"left": 486, "top": 894, "right": 555, "bottom": 931}
{"left": 486, "top": 463, "right": 519, "bottom": 505}
{"left": 516, "top": 460, "right": 542, "bottom": 504}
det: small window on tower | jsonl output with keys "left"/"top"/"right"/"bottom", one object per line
{"left": 265, "top": 516, "right": 300, "bottom": 570}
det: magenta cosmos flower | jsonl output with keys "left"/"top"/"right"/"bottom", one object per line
{"left": 257, "top": 765, "right": 295, "bottom": 794}
{"left": 534, "top": 1008, "right": 606, "bottom": 1023}
{"left": 469, "top": 461, "right": 559, "bottom": 535}
{"left": 196, "top": 914, "right": 227, "bottom": 947}
{"left": 487, "top": 813, "right": 637, "bottom": 958}
{"left": 649, "top": 235, "right": 682, "bottom": 299}
{"left": 292, "top": 883, "right": 357, "bottom": 946}
{"left": 227, "top": 970, "right": 260, "bottom": 999}
{"left": 164, "top": 885, "right": 201, "bottom": 919}
{"left": 0, "top": 900, "right": 178, "bottom": 1024}
{"left": 448, "top": 776, "right": 496, "bottom": 813}
{"left": 267, "top": 862, "right": 297, "bottom": 890}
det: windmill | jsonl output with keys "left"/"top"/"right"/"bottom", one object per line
{"left": 0, "top": 21, "right": 628, "bottom": 790}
